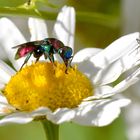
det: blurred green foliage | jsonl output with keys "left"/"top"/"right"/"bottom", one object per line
{"left": 0, "top": 0, "right": 26, "bottom": 7}
{"left": 0, "top": 115, "right": 127, "bottom": 140}
{"left": 68, "top": 0, "right": 121, "bottom": 49}
{"left": 61, "top": 115, "right": 127, "bottom": 140}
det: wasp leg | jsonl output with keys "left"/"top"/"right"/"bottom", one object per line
{"left": 20, "top": 52, "right": 32, "bottom": 70}
{"left": 48, "top": 54, "right": 54, "bottom": 63}
{"left": 35, "top": 57, "right": 40, "bottom": 63}
{"left": 66, "top": 56, "right": 73, "bottom": 69}
{"left": 44, "top": 52, "right": 55, "bottom": 66}
{"left": 49, "top": 54, "right": 57, "bottom": 70}
{"left": 44, "top": 52, "right": 48, "bottom": 60}
{"left": 65, "top": 60, "right": 69, "bottom": 74}
{"left": 44, "top": 52, "right": 56, "bottom": 73}
{"left": 65, "top": 56, "right": 74, "bottom": 74}
{"left": 44, "top": 52, "right": 55, "bottom": 64}
{"left": 68, "top": 56, "right": 73, "bottom": 67}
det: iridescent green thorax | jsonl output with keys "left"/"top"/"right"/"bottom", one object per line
{"left": 42, "top": 45, "right": 51, "bottom": 53}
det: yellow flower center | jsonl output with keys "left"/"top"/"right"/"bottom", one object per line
{"left": 3, "top": 62, "right": 93, "bottom": 111}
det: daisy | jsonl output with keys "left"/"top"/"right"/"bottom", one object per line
{"left": 0, "top": 6, "right": 139, "bottom": 129}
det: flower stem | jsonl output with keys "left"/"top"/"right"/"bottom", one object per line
{"left": 42, "top": 120, "right": 59, "bottom": 140}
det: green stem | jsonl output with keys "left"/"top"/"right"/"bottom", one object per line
{"left": 42, "top": 120, "right": 59, "bottom": 140}
{"left": 0, "top": 7, "right": 57, "bottom": 20}
{"left": 0, "top": 7, "right": 119, "bottom": 28}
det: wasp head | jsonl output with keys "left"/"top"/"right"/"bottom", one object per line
{"left": 58, "top": 46, "right": 73, "bottom": 67}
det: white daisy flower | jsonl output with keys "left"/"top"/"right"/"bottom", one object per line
{"left": 0, "top": 6, "right": 139, "bottom": 127}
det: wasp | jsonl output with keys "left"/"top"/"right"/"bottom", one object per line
{"left": 13, "top": 38, "right": 73, "bottom": 70}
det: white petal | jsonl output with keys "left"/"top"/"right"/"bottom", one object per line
{"left": 29, "top": 107, "right": 51, "bottom": 117}
{"left": 86, "top": 86, "right": 113, "bottom": 100}
{"left": 47, "top": 108, "right": 75, "bottom": 124}
{"left": 108, "top": 68, "right": 140, "bottom": 94}
{"left": 93, "top": 43, "right": 140, "bottom": 85}
{"left": 125, "top": 103, "right": 140, "bottom": 140}
{"left": 72, "top": 99, "right": 130, "bottom": 126}
{"left": 0, "top": 112, "right": 33, "bottom": 125}
{"left": 90, "top": 32, "right": 139, "bottom": 68}
{"left": 73, "top": 48, "right": 102, "bottom": 63}
{"left": 72, "top": 48, "right": 102, "bottom": 78}
{"left": 0, "top": 93, "right": 8, "bottom": 103}
{"left": 28, "top": 18, "right": 48, "bottom": 41}
{"left": 0, "top": 60, "right": 15, "bottom": 84}
{"left": 0, "top": 84, "right": 5, "bottom": 89}
{"left": 93, "top": 60, "right": 123, "bottom": 85}
{"left": 0, "top": 102, "right": 16, "bottom": 116}
{"left": 53, "top": 6, "right": 75, "bottom": 50}
{"left": 72, "top": 59, "right": 100, "bottom": 80}
{"left": 0, "top": 18, "right": 26, "bottom": 70}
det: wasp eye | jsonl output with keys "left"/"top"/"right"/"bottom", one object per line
{"left": 64, "top": 48, "right": 72, "bottom": 59}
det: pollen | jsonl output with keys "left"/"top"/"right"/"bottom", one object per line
{"left": 3, "top": 62, "right": 93, "bottom": 111}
